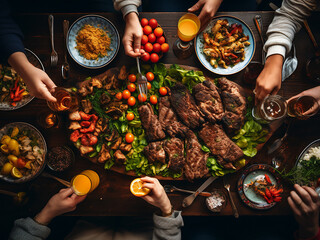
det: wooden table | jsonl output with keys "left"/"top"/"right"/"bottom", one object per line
{"left": 1, "top": 11, "right": 320, "bottom": 217}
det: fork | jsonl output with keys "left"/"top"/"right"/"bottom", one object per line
{"left": 136, "top": 57, "right": 148, "bottom": 97}
{"left": 48, "top": 15, "right": 58, "bottom": 67}
{"left": 223, "top": 177, "right": 239, "bottom": 218}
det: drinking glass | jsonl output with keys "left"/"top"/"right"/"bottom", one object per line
{"left": 173, "top": 13, "right": 200, "bottom": 59}
{"left": 47, "top": 87, "right": 78, "bottom": 112}
{"left": 71, "top": 170, "right": 100, "bottom": 196}
{"left": 252, "top": 95, "right": 287, "bottom": 123}
{"left": 287, "top": 95, "right": 319, "bottom": 120}
{"left": 243, "top": 61, "right": 264, "bottom": 86}
{"left": 37, "top": 110, "right": 60, "bottom": 129}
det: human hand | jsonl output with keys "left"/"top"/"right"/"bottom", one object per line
{"left": 34, "top": 188, "right": 86, "bottom": 225}
{"left": 188, "top": 0, "right": 223, "bottom": 30}
{"left": 141, "top": 176, "right": 172, "bottom": 216}
{"left": 123, "top": 12, "right": 145, "bottom": 58}
{"left": 288, "top": 184, "right": 320, "bottom": 239}
{"left": 8, "top": 52, "right": 57, "bottom": 102}
{"left": 254, "top": 54, "right": 283, "bottom": 105}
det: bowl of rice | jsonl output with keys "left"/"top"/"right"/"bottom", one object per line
{"left": 67, "top": 15, "right": 120, "bottom": 69}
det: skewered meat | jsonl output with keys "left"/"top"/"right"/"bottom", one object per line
{"left": 163, "top": 138, "right": 185, "bottom": 172}
{"left": 98, "top": 144, "right": 111, "bottom": 163}
{"left": 170, "top": 83, "right": 204, "bottom": 129}
{"left": 111, "top": 137, "right": 122, "bottom": 150}
{"left": 114, "top": 150, "right": 126, "bottom": 164}
{"left": 158, "top": 96, "right": 189, "bottom": 137}
{"left": 193, "top": 80, "right": 224, "bottom": 123}
{"left": 119, "top": 143, "right": 132, "bottom": 152}
{"left": 69, "top": 111, "right": 81, "bottom": 121}
{"left": 218, "top": 78, "right": 246, "bottom": 132}
{"left": 139, "top": 104, "right": 165, "bottom": 141}
{"left": 184, "top": 130, "right": 209, "bottom": 181}
{"left": 81, "top": 99, "right": 93, "bottom": 114}
{"left": 199, "top": 123, "right": 243, "bottom": 169}
{"left": 69, "top": 121, "right": 81, "bottom": 130}
{"left": 79, "top": 145, "right": 94, "bottom": 155}
{"left": 144, "top": 141, "right": 166, "bottom": 164}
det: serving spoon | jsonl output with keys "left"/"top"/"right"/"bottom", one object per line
{"left": 61, "top": 20, "right": 70, "bottom": 80}
{"left": 164, "top": 185, "right": 212, "bottom": 197}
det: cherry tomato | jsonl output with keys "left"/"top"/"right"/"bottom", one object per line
{"left": 127, "top": 96, "right": 136, "bottom": 106}
{"left": 154, "top": 27, "right": 163, "bottom": 37}
{"left": 127, "top": 83, "right": 136, "bottom": 92}
{"left": 126, "top": 112, "right": 135, "bottom": 121}
{"left": 147, "top": 82, "right": 152, "bottom": 89}
{"left": 140, "top": 18, "right": 148, "bottom": 27}
{"left": 125, "top": 133, "right": 134, "bottom": 143}
{"left": 144, "top": 42, "right": 153, "bottom": 53}
{"left": 150, "top": 95, "right": 158, "bottom": 105}
{"left": 143, "top": 25, "right": 152, "bottom": 35}
{"left": 153, "top": 43, "right": 161, "bottom": 53}
{"left": 141, "top": 52, "right": 150, "bottom": 62}
{"left": 115, "top": 92, "right": 123, "bottom": 100}
{"left": 148, "top": 33, "right": 156, "bottom": 43}
{"left": 161, "top": 43, "right": 169, "bottom": 53}
{"left": 157, "top": 36, "right": 166, "bottom": 44}
{"left": 128, "top": 74, "right": 136, "bottom": 83}
{"left": 17, "top": 158, "right": 26, "bottom": 168}
{"left": 138, "top": 93, "right": 147, "bottom": 102}
{"left": 146, "top": 72, "right": 155, "bottom": 81}
{"left": 149, "top": 18, "right": 158, "bottom": 29}
{"left": 150, "top": 53, "right": 159, "bottom": 63}
{"left": 122, "top": 90, "right": 131, "bottom": 99}
{"left": 159, "top": 87, "right": 168, "bottom": 96}
{"left": 141, "top": 35, "right": 148, "bottom": 45}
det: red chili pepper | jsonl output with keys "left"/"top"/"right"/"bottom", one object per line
{"left": 11, "top": 102, "right": 16, "bottom": 107}
{"left": 12, "top": 96, "right": 22, "bottom": 102}
{"left": 265, "top": 174, "right": 272, "bottom": 184}
{"left": 229, "top": 27, "right": 238, "bottom": 36}
{"left": 273, "top": 197, "right": 282, "bottom": 202}
{"left": 273, "top": 189, "right": 283, "bottom": 195}
{"left": 18, "top": 89, "right": 25, "bottom": 95}
{"left": 263, "top": 195, "right": 271, "bottom": 204}
{"left": 230, "top": 53, "right": 238, "bottom": 59}
{"left": 14, "top": 86, "right": 20, "bottom": 98}
{"left": 14, "top": 79, "right": 19, "bottom": 89}
{"left": 265, "top": 188, "right": 272, "bottom": 199}
{"left": 10, "top": 91, "right": 14, "bottom": 99}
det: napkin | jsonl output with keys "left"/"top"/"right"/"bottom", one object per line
{"left": 282, "top": 45, "right": 298, "bottom": 81}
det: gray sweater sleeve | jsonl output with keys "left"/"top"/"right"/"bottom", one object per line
{"left": 113, "top": 0, "right": 141, "bottom": 18}
{"left": 152, "top": 210, "right": 184, "bottom": 240}
{"left": 9, "top": 217, "right": 51, "bottom": 240}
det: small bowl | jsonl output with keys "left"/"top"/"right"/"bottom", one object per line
{"left": 47, "top": 146, "right": 75, "bottom": 172}
{"left": 206, "top": 189, "right": 227, "bottom": 212}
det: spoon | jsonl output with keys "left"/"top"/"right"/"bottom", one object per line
{"left": 268, "top": 119, "right": 293, "bottom": 155}
{"left": 0, "top": 190, "right": 28, "bottom": 205}
{"left": 253, "top": 15, "right": 265, "bottom": 65}
{"left": 62, "top": 20, "right": 70, "bottom": 80}
{"left": 164, "top": 185, "right": 212, "bottom": 197}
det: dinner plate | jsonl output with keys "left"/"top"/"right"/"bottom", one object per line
{"left": 67, "top": 14, "right": 120, "bottom": 69}
{"left": 238, "top": 164, "right": 282, "bottom": 210}
{"left": 0, "top": 122, "right": 47, "bottom": 183}
{"left": 195, "top": 15, "right": 255, "bottom": 76}
{"left": 0, "top": 48, "right": 43, "bottom": 111}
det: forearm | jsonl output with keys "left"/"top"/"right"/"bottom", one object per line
{"left": 265, "top": 54, "right": 284, "bottom": 69}
{"left": 8, "top": 52, "right": 32, "bottom": 74}
{"left": 34, "top": 208, "right": 56, "bottom": 226}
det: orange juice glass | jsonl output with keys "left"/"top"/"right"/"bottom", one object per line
{"left": 178, "top": 13, "right": 200, "bottom": 42}
{"left": 71, "top": 170, "right": 100, "bottom": 196}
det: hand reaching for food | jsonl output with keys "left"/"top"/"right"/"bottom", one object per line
{"left": 254, "top": 54, "right": 283, "bottom": 105}
{"left": 34, "top": 188, "right": 86, "bottom": 225}
{"left": 123, "top": 12, "right": 145, "bottom": 58}
{"left": 288, "top": 184, "right": 320, "bottom": 239}
{"left": 188, "top": 0, "right": 223, "bottom": 30}
{"left": 8, "top": 52, "right": 57, "bottom": 102}
{"left": 141, "top": 176, "right": 173, "bottom": 216}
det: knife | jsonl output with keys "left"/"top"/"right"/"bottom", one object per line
{"left": 182, "top": 176, "right": 218, "bottom": 208}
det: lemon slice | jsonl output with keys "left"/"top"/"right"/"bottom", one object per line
{"left": 130, "top": 178, "right": 150, "bottom": 197}
{"left": 11, "top": 167, "right": 23, "bottom": 178}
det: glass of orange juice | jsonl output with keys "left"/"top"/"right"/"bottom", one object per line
{"left": 71, "top": 170, "right": 100, "bottom": 196}
{"left": 173, "top": 13, "right": 201, "bottom": 59}
{"left": 47, "top": 87, "right": 79, "bottom": 112}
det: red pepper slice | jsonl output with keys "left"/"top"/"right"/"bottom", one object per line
{"left": 14, "top": 86, "right": 20, "bottom": 98}
{"left": 263, "top": 195, "right": 271, "bottom": 204}
{"left": 230, "top": 53, "right": 238, "bottom": 59}
{"left": 265, "top": 174, "right": 272, "bottom": 184}
{"left": 18, "top": 89, "right": 25, "bottom": 95}
{"left": 12, "top": 97, "right": 22, "bottom": 102}
{"left": 265, "top": 188, "right": 272, "bottom": 199}
{"left": 273, "top": 197, "right": 282, "bottom": 202}
{"left": 10, "top": 91, "right": 14, "bottom": 99}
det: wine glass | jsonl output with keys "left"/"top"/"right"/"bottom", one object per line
{"left": 173, "top": 13, "right": 200, "bottom": 59}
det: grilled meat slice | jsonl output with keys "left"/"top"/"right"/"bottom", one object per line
{"left": 159, "top": 96, "right": 189, "bottom": 137}
{"left": 163, "top": 138, "right": 185, "bottom": 172}
{"left": 193, "top": 80, "right": 224, "bottom": 123}
{"left": 199, "top": 123, "right": 243, "bottom": 169}
{"left": 218, "top": 78, "right": 246, "bottom": 131}
{"left": 170, "top": 83, "right": 204, "bottom": 129}
{"left": 144, "top": 141, "right": 166, "bottom": 164}
{"left": 114, "top": 150, "right": 126, "bottom": 164}
{"left": 138, "top": 104, "right": 166, "bottom": 141}
{"left": 184, "top": 130, "right": 209, "bottom": 181}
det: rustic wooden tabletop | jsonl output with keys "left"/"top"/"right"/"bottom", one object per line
{"left": 0, "top": 11, "right": 320, "bottom": 217}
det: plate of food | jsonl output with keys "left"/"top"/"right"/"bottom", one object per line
{"left": 67, "top": 14, "right": 120, "bottom": 69}
{"left": 195, "top": 16, "right": 255, "bottom": 75}
{"left": 238, "top": 164, "right": 283, "bottom": 210}
{"left": 0, "top": 48, "right": 44, "bottom": 110}
{"left": 0, "top": 122, "right": 47, "bottom": 183}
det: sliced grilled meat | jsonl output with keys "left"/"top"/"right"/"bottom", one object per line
{"left": 199, "top": 123, "right": 243, "bottom": 169}
{"left": 159, "top": 96, "right": 189, "bottom": 137}
{"left": 144, "top": 141, "right": 166, "bottom": 164}
{"left": 163, "top": 138, "right": 185, "bottom": 172}
{"left": 193, "top": 80, "right": 224, "bottom": 123}
{"left": 184, "top": 130, "right": 209, "bottom": 181}
{"left": 138, "top": 104, "right": 166, "bottom": 142}
{"left": 218, "top": 78, "right": 246, "bottom": 132}
{"left": 170, "top": 83, "right": 204, "bottom": 129}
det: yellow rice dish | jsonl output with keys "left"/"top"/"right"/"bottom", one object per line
{"left": 76, "top": 24, "right": 111, "bottom": 60}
